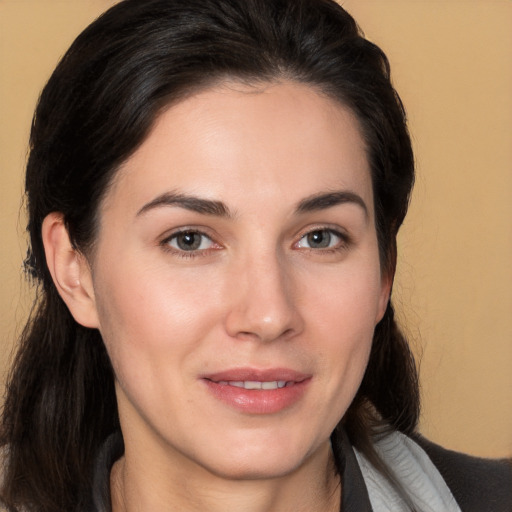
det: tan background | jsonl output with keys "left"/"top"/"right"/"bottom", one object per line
{"left": 1, "top": 1, "right": 511, "bottom": 458}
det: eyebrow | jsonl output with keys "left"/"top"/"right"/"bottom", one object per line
{"left": 296, "top": 191, "right": 368, "bottom": 218}
{"left": 136, "top": 192, "right": 233, "bottom": 218}
{"left": 136, "top": 189, "right": 368, "bottom": 219}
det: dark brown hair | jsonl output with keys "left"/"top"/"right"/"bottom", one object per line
{"left": 1, "top": 0, "right": 418, "bottom": 510}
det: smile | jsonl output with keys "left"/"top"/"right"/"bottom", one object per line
{"left": 202, "top": 369, "right": 311, "bottom": 414}
{"left": 215, "top": 380, "right": 292, "bottom": 390}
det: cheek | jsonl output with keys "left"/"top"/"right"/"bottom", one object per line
{"left": 304, "top": 257, "right": 384, "bottom": 337}
{"left": 92, "top": 257, "right": 223, "bottom": 384}
{"left": 302, "top": 259, "right": 382, "bottom": 399}
{"left": 91, "top": 263, "right": 225, "bottom": 434}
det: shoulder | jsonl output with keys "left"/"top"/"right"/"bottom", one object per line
{"left": 412, "top": 434, "right": 512, "bottom": 512}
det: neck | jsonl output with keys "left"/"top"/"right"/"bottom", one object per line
{"left": 110, "top": 441, "right": 341, "bottom": 512}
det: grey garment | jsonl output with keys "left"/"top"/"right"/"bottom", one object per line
{"left": 353, "top": 431, "right": 462, "bottom": 511}
{"left": 90, "top": 430, "right": 512, "bottom": 512}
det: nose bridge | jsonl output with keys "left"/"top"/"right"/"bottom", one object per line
{"left": 225, "top": 246, "right": 302, "bottom": 342}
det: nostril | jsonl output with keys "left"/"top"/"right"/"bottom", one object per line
{"left": 279, "top": 328, "right": 295, "bottom": 340}
{"left": 231, "top": 325, "right": 298, "bottom": 344}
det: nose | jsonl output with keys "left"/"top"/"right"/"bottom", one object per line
{"left": 224, "top": 252, "right": 304, "bottom": 343}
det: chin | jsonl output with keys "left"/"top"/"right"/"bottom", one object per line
{"left": 194, "top": 434, "right": 326, "bottom": 481}
{"left": 204, "top": 454, "right": 305, "bottom": 481}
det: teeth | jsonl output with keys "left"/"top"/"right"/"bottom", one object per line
{"left": 245, "top": 381, "right": 262, "bottom": 389}
{"left": 217, "top": 380, "right": 290, "bottom": 390}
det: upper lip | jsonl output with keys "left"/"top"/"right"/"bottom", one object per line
{"left": 202, "top": 367, "right": 311, "bottom": 383}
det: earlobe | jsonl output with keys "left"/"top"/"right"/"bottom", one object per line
{"left": 42, "top": 213, "right": 100, "bottom": 328}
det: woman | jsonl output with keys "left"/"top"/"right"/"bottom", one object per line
{"left": 1, "top": 0, "right": 510, "bottom": 511}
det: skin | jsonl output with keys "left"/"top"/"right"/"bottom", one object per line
{"left": 43, "top": 81, "right": 390, "bottom": 512}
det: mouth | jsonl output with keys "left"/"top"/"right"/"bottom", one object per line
{"left": 214, "top": 380, "right": 293, "bottom": 390}
{"left": 202, "top": 368, "right": 311, "bottom": 414}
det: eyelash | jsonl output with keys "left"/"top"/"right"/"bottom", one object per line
{"left": 294, "top": 227, "right": 351, "bottom": 254}
{"left": 160, "top": 229, "right": 219, "bottom": 259}
{"left": 160, "top": 227, "right": 351, "bottom": 259}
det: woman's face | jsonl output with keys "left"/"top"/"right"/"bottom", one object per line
{"left": 88, "top": 81, "right": 389, "bottom": 479}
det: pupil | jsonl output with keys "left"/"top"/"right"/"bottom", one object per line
{"left": 308, "top": 230, "right": 330, "bottom": 248}
{"left": 177, "top": 232, "right": 200, "bottom": 250}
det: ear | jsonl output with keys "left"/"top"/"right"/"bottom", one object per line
{"left": 42, "top": 213, "right": 100, "bottom": 328}
{"left": 376, "top": 270, "right": 393, "bottom": 324}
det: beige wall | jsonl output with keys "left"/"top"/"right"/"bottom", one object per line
{"left": 1, "top": 0, "right": 511, "bottom": 458}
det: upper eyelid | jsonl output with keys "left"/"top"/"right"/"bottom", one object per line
{"left": 295, "top": 224, "right": 350, "bottom": 240}
{"left": 161, "top": 226, "right": 216, "bottom": 242}
{"left": 164, "top": 229, "right": 213, "bottom": 241}
{"left": 299, "top": 227, "right": 345, "bottom": 238}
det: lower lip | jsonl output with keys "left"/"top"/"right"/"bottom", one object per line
{"left": 203, "top": 379, "right": 310, "bottom": 414}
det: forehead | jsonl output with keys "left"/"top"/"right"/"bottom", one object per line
{"left": 103, "top": 81, "right": 373, "bottom": 218}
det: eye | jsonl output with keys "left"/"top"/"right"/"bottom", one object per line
{"left": 296, "top": 229, "right": 344, "bottom": 250}
{"left": 165, "top": 230, "right": 215, "bottom": 252}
